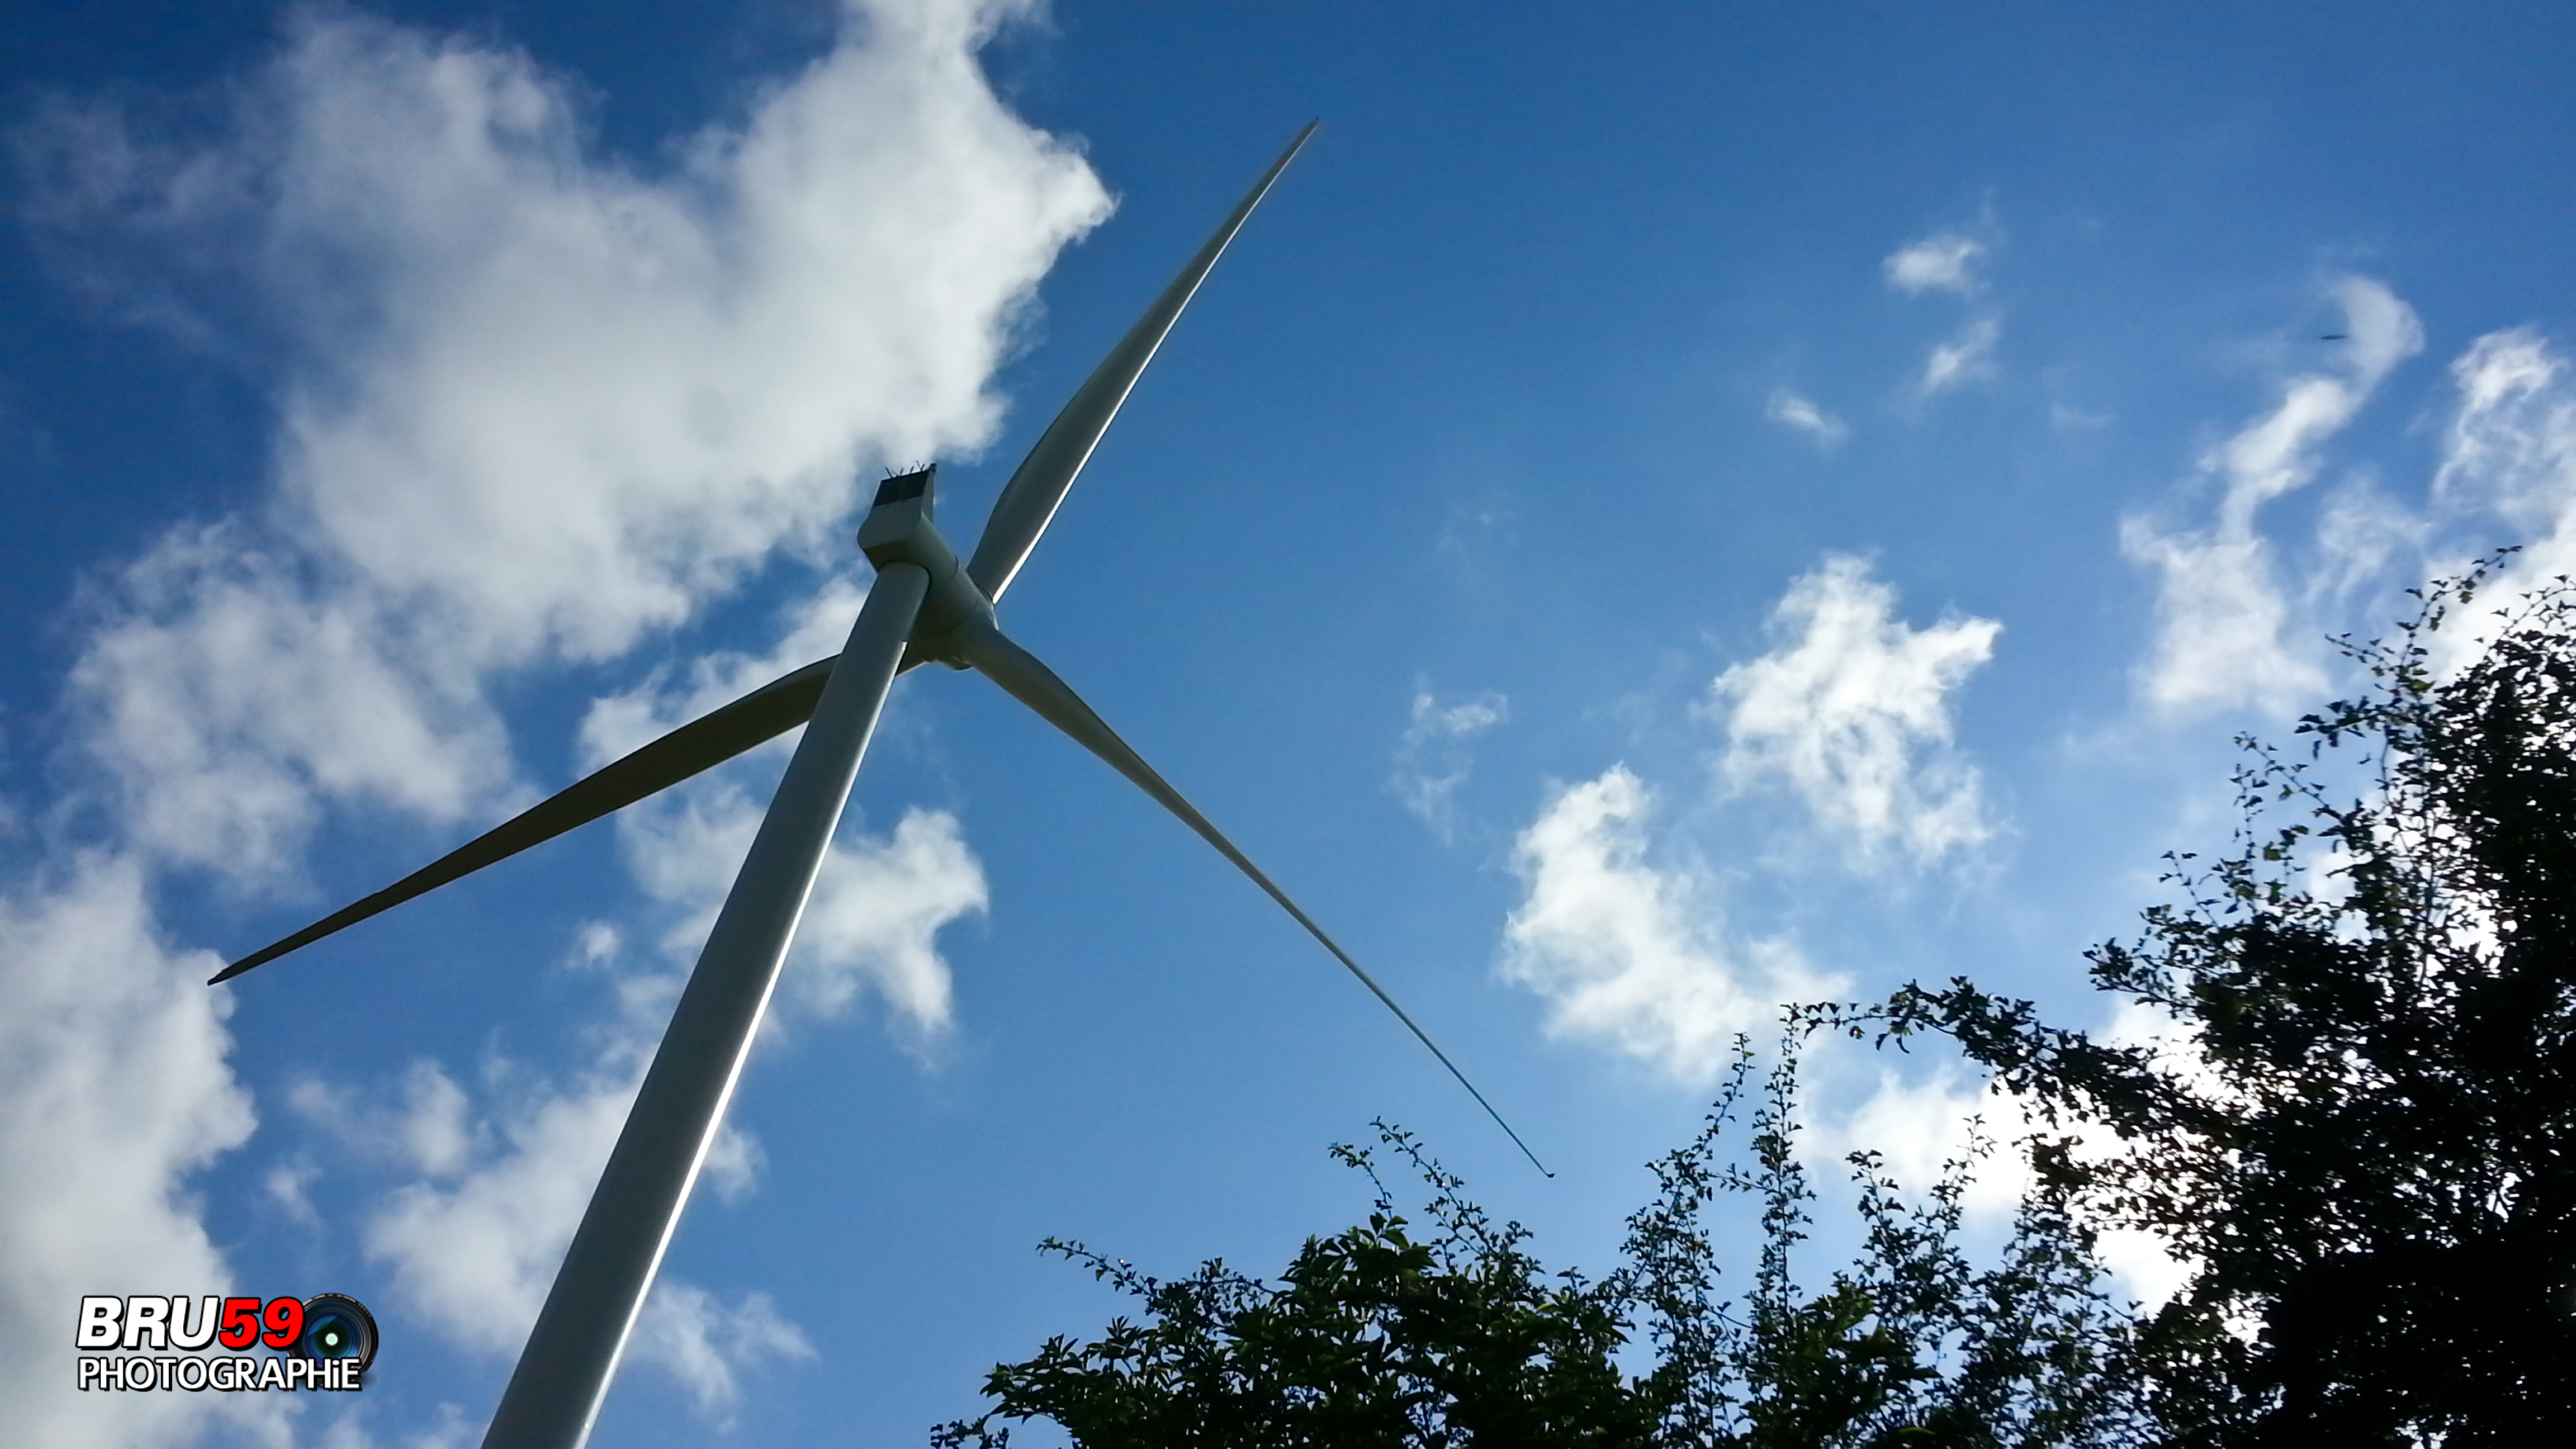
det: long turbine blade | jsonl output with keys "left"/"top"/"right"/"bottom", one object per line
{"left": 964, "top": 122, "right": 1317, "bottom": 605}
{"left": 484, "top": 561, "right": 932, "bottom": 1449}
{"left": 210, "top": 655, "right": 840, "bottom": 985}
{"left": 957, "top": 620, "right": 1549, "bottom": 1177}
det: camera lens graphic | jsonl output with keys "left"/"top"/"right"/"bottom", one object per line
{"left": 296, "top": 1294, "right": 379, "bottom": 1372}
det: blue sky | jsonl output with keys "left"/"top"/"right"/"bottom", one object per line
{"left": 8, "top": 2, "right": 2576, "bottom": 1445}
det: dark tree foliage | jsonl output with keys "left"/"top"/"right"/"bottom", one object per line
{"left": 934, "top": 1040, "right": 2144, "bottom": 1448}
{"left": 1832, "top": 567, "right": 2576, "bottom": 1447}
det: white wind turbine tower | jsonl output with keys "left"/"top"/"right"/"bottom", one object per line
{"left": 212, "top": 125, "right": 1546, "bottom": 1448}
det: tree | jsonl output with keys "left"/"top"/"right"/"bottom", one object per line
{"left": 934, "top": 1039, "right": 2146, "bottom": 1448}
{"left": 1841, "top": 565, "right": 2576, "bottom": 1446}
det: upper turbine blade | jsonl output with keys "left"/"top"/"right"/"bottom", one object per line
{"left": 964, "top": 122, "right": 1317, "bottom": 605}
{"left": 210, "top": 655, "right": 841, "bottom": 985}
{"left": 954, "top": 619, "right": 1551, "bottom": 1177}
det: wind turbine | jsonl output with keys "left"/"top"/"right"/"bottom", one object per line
{"left": 212, "top": 124, "right": 1545, "bottom": 1448}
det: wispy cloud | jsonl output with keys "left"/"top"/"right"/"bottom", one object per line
{"left": 1765, "top": 388, "right": 1850, "bottom": 450}
{"left": 1501, "top": 766, "right": 1834, "bottom": 1086}
{"left": 1710, "top": 554, "right": 2001, "bottom": 870}
{"left": 1884, "top": 227, "right": 2002, "bottom": 399}
{"left": 1917, "top": 316, "right": 2001, "bottom": 396}
{"left": 1883, "top": 232, "right": 1988, "bottom": 296}
{"left": 627, "top": 1279, "right": 817, "bottom": 1425}
{"left": 1391, "top": 687, "right": 1508, "bottom": 841}
{"left": 2125, "top": 275, "right": 2422, "bottom": 717}
{"left": 2424, "top": 328, "right": 2576, "bottom": 668}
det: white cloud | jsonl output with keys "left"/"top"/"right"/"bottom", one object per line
{"left": 1765, "top": 388, "right": 1849, "bottom": 450}
{"left": 700, "top": 1122, "right": 768, "bottom": 1208}
{"left": 65, "top": 528, "right": 512, "bottom": 882}
{"left": 2425, "top": 328, "right": 2576, "bottom": 668}
{"left": 365, "top": 1056, "right": 646, "bottom": 1356}
{"left": 1883, "top": 233, "right": 1987, "bottom": 296}
{"left": 2121, "top": 524, "right": 2320, "bottom": 717}
{"left": 1501, "top": 767, "right": 1833, "bottom": 1086}
{"left": 1804, "top": 1001, "right": 2210, "bottom": 1312}
{"left": 0, "top": 856, "right": 289, "bottom": 1447}
{"left": 627, "top": 798, "right": 987, "bottom": 1042}
{"left": 2125, "top": 275, "right": 2423, "bottom": 717}
{"left": 1711, "top": 554, "right": 2000, "bottom": 869}
{"left": 627, "top": 1280, "right": 816, "bottom": 1425}
{"left": 579, "top": 578, "right": 874, "bottom": 767}
{"left": 1917, "top": 316, "right": 2001, "bottom": 396}
{"left": 2310, "top": 480, "right": 2428, "bottom": 605}
{"left": 2436, "top": 328, "right": 2576, "bottom": 526}
{"left": 783, "top": 808, "right": 987, "bottom": 1033}
{"left": 1805, "top": 1061, "right": 2035, "bottom": 1222}
{"left": 2082, "top": 999, "right": 2223, "bottom": 1312}
{"left": 341, "top": 1034, "right": 825, "bottom": 1423}
{"left": 36, "top": 0, "right": 1110, "bottom": 886}
{"left": 255, "top": 5, "right": 1111, "bottom": 668}
{"left": 1391, "top": 687, "right": 1507, "bottom": 841}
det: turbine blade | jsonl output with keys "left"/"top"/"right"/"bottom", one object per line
{"left": 210, "top": 655, "right": 840, "bottom": 985}
{"left": 957, "top": 620, "right": 1550, "bottom": 1177}
{"left": 964, "top": 122, "right": 1317, "bottom": 605}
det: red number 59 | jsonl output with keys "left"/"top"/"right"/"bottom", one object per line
{"left": 213, "top": 1294, "right": 308, "bottom": 1350}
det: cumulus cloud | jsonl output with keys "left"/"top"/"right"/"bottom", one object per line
{"left": 2124, "top": 276, "right": 2423, "bottom": 717}
{"left": 618, "top": 785, "right": 988, "bottom": 1039}
{"left": 64, "top": 529, "right": 513, "bottom": 882}
{"left": 1390, "top": 687, "right": 1508, "bottom": 841}
{"left": 1501, "top": 767, "right": 1834, "bottom": 1086}
{"left": 0, "top": 857, "right": 291, "bottom": 1447}
{"left": 32, "top": 2, "right": 1107, "bottom": 881}
{"left": 1765, "top": 388, "right": 1849, "bottom": 451}
{"left": 363, "top": 1056, "right": 646, "bottom": 1355}
{"left": 1711, "top": 554, "right": 2000, "bottom": 869}
{"left": 1883, "top": 233, "right": 1987, "bottom": 296}
{"left": 2, "top": 0, "right": 1098, "bottom": 1436}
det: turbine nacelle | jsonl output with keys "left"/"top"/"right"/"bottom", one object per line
{"left": 857, "top": 465, "right": 990, "bottom": 671}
